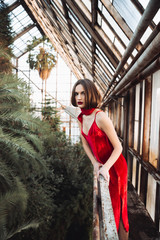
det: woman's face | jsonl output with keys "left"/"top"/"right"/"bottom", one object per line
{"left": 75, "top": 84, "right": 86, "bottom": 108}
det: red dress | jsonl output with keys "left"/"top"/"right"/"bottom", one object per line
{"left": 78, "top": 110, "right": 129, "bottom": 232}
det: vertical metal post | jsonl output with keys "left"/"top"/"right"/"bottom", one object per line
{"left": 117, "top": 98, "right": 121, "bottom": 137}
{"left": 123, "top": 92, "right": 130, "bottom": 159}
{"left": 140, "top": 76, "right": 152, "bottom": 204}
{"left": 135, "top": 82, "right": 143, "bottom": 191}
{"left": 128, "top": 88, "right": 135, "bottom": 180}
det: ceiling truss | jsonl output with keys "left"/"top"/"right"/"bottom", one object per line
{"left": 5, "top": 0, "right": 160, "bottom": 98}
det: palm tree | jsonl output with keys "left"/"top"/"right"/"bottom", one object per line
{"left": 0, "top": 4, "right": 55, "bottom": 239}
{"left": 0, "top": 72, "right": 54, "bottom": 239}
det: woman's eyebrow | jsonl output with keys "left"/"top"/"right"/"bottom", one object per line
{"left": 75, "top": 91, "right": 85, "bottom": 93}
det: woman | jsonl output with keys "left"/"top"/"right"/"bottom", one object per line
{"left": 71, "top": 79, "right": 129, "bottom": 240}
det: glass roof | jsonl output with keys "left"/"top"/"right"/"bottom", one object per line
{"left": 2, "top": 0, "right": 160, "bottom": 92}
{"left": 3, "top": 0, "right": 42, "bottom": 58}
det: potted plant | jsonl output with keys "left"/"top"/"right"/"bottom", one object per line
{"left": 27, "top": 36, "right": 56, "bottom": 112}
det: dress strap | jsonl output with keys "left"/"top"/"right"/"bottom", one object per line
{"left": 77, "top": 112, "right": 83, "bottom": 123}
{"left": 94, "top": 110, "right": 102, "bottom": 119}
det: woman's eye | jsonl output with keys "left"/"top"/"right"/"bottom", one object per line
{"left": 75, "top": 92, "right": 78, "bottom": 96}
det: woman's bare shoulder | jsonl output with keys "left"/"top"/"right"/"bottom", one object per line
{"left": 96, "top": 111, "right": 112, "bottom": 128}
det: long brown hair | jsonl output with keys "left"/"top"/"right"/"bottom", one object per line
{"left": 71, "top": 79, "right": 102, "bottom": 109}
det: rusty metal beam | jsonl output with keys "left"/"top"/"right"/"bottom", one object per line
{"left": 103, "top": 0, "right": 160, "bottom": 99}
{"left": 116, "top": 57, "right": 160, "bottom": 96}
{"left": 111, "top": 32, "right": 160, "bottom": 97}
{"left": 119, "top": 22, "right": 160, "bottom": 86}
{"left": 128, "top": 147, "right": 160, "bottom": 184}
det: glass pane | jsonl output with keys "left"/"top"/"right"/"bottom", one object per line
{"left": 101, "top": 5, "right": 129, "bottom": 46}
{"left": 153, "top": 9, "right": 160, "bottom": 24}
{"left": 3, "top": 0, "right": 17, "bottom": 6}
{"left": 102, "top": 19, "right": 114, "bottom": 42}
{"left": 81, "top": 0, "right": 91, "bottom": 12}
{"left": 138, "top": 0, "right": 150, "bottom": 9}
{"left": 68, "top": 10, "right": 91, "bottom": 44}
{"left": 114, "top": 38, "right": 125, "bottom": 55}
{"left": 113, "top": 0, "right": 141, "bottom": 32}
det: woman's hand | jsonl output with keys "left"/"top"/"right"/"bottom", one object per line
{"left": 93, "top": 161, "right": 102, "bottom": 176}
{"left": 98, "top": 165, "right": 110, "bottom": 184}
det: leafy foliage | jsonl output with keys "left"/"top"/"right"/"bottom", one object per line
{"left": 43, "top": 132, "right": 93, "bottom": 240}
{"left": 0, "top": 73, "right": 93, "bottom": 240}
{"left": 0, "top": 2, "right": 13, "bottom": 73}
{"left": 0, "top": 73, "right": 55, "bottom": 239}
{"left": 42, "top": 98, "right": 61, "bottom": 131}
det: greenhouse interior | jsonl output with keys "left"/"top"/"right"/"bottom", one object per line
{"left": 0, "top": 0, "right": 160, "bottom": 239}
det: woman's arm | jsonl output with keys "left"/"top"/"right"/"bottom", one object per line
{"left": 81, "top": 134, "right": 97, "bottom": 165}
{"left": 78, "top": 121, "right": 102, "bottom": 173}
{"left": 96, "top": 112, "right": 122, "bottom": 178}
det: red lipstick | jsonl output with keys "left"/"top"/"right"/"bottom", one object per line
{"left": 78, "top": 101, "right": 83, "bottom": 105}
